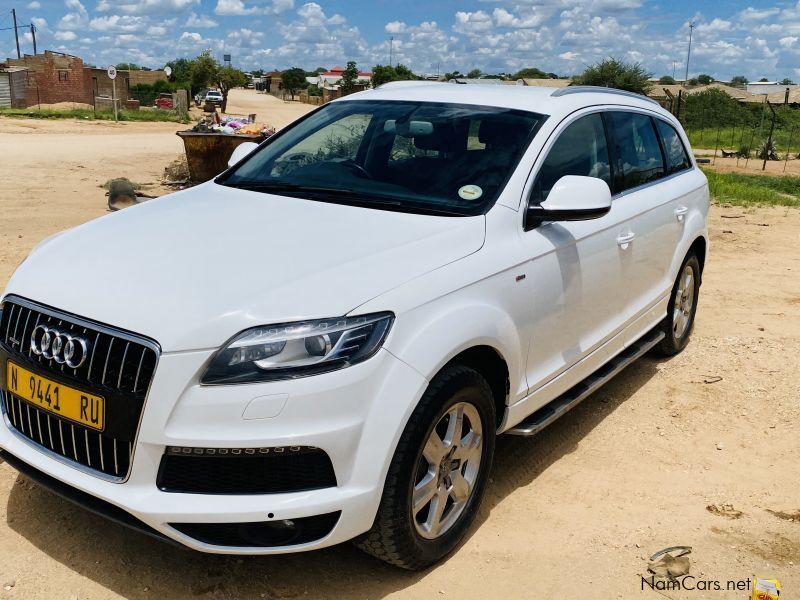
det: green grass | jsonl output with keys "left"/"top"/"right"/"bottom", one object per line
{"left": 703, "top": 168, "right": 800, "bottom": 207}
{"left": 686, "top": 126, "right": 800, "bottom": 155}
{"left": 0, "top": 107, "right": 189, "bottom": 123}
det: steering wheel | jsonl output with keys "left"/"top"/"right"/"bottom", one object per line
{"left": 341, "top": 159, "right": 373, "bottom": 180}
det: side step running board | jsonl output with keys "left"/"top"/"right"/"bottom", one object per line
{"left": 506, "top": 329, "right": 665, "bottom": 437}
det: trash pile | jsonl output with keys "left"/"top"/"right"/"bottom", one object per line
{"left": 188, "top": 113, "right": 276, "bottom": 137}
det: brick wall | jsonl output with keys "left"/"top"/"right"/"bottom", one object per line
{"left": 5, "top": 51, "right": 92, "bottom": 106}
{"left": 90, "top": 68, "right": 130, "bottom": 103}
{"left": 128, "top": 70, "right": 167, "bottom": 86}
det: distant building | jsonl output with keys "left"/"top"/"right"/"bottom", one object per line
{"left": 746, "top": 81, "right": 799, "bottom": 95}
{"left": 307, "top": 65, "right": 373, "bottom": 90}
{"left": 2, "top": 51, "right": 92, "bottom": 106}
{"left": 1, "top": 50, "right": 169, "bottom": 108}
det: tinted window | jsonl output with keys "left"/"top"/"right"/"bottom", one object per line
{"left": 531, "top": 113, "right": 611, "bottom": 204}
{"left": 222, "top": 100, "right": 545, "bottom": 216}
{"left": 608, "top": 112, "right": 665, "bottom": 191}
{"left": 656, "top": 119, "right": 691, "bottom": 174}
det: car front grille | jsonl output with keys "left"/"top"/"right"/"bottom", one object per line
{"left": 157, "top": 445, "right": 338, "bottom": 494}
{"left": 0, "top": 296, "right": 159, "bottom": 480}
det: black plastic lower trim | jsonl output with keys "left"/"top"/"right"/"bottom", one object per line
{"left": 0, "top": 448, "right": 178, "bottom": 547}
{"left": 169, "top": 512, "right": 341, "bottom": 547}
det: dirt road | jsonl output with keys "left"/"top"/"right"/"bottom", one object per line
{"left": 0, "top": 94, "right": 798, "bottom": 598}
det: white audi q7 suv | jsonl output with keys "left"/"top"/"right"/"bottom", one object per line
{"left": 0, "top": 83, "right": 708, "bottom": 569}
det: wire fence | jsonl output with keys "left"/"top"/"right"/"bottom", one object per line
{"left": 673, "top": 89, "right": 800, "bottom": 173}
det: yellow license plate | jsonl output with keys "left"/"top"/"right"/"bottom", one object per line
{"left": 6, "top": 361, "right": 104, "bottom": 431}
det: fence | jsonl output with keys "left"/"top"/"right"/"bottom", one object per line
{"left": 674, "top": 88, "right": 800, "bottom": 172}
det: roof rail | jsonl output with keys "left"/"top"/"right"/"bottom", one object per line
{"left": 376, "top": 80, "right": 442, "bottom": 90}
{"left": 550, "top": 85, "right": 660, "bottom": 106}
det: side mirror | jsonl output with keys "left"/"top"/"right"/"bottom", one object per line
{"left": 228, "top": 142, "right": 259, "bottom": 168}
{"left": 525, "top": 175, "right": 611, "bottom": 230}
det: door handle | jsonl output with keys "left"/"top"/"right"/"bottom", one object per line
{"left": 616, "top": 232, "right": 636, "bottom": 248}
{"left": 675, "top": 205, "right": 688, "bottom": 222}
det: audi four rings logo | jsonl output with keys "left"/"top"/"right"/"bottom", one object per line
{"left": 30, "top": 325, "right": 90, "bottom": 368}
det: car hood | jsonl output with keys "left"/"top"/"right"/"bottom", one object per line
{"left": 5, "top": 183, "right": 485, "bottom": 352}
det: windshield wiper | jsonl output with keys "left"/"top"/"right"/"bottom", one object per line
{"left": 222, "top": 180, "right": 466, "bottom": 217}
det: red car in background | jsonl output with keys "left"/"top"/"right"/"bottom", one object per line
{"left": 155, "top": 93, "right": 174, "bottom": 109}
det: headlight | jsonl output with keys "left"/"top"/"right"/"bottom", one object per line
{"left": 201, "top": 312, "right": 394, "bottom": 384}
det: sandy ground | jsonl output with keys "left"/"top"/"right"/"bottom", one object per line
{"left": 693, "top": 149, "right": 800, "bottom": 176}
{"left": 0, "top": 91, "right": 798, "bottom": 598}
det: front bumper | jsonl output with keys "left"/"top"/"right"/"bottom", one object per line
{"left": 0, "top": 347, "right": 428, "bottom": 554}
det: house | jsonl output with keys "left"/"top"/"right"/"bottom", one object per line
{"left": 0, "top": 66, "right": 28, "bottom": 108}
{"left": 310, "top": 65, "right": 373, "bottom": 90}
{"left": 2, "top": 50, "right": 92, "bottom": 107}
{"left": 746, "top": 81, "right": 799, "bottom": 96}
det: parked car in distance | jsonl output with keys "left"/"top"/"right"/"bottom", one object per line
{"left": 205, "top": 90, "right": 223, "bottom": 105}
{"left": 154, "top": 93, "right": 174, "bottom": 109}
{"left": 0, "top": 83, "right": 708, "bottom": 570}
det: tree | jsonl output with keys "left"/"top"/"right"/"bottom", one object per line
{"left": 730, "top": 75, "right": 748, "bottom": 86}
{"left": 573, "top": 57, "right": 652, "bottom": 95}
{"left": 688, "top": 77, "right": 699, "bottom": 86}
{"left": 339, "top": 61, "right": 359, "bottom": 94}
{"left": 512, "top": 67, "right": 548, "bottom": 80}
{"left": 216, "top": 65, "right": 249, "bottom": 113}
{"left": 190, "top": 50, "right": 218, "bottom": 95}
{"left": 166, "top": 58, "right": 192, "bottom": 85}
{"left": 758, "top": 77, "right": 769, "bottom": 82}
{"left": 116, "top": 62, "right": 141, "bottom": 71}
{"left": 467, "top": 68, "right": 482, "bottom": 79}
{"left": 281, "top": 67, "right": 308, "bottom": 100}
{"left": 444, "top": 70, "right": 463, "bottom": 80}
{"left": 779, "top": 77, "right": 796, "bottom": 85}
{"left": 371, "top": 63, "right": 417, "bottom": 88}
{"left": 697, "top": 74, "right": 713, "bottom": 85}
{"left": 658, "top": 75, "right": 676, "bottom": 85}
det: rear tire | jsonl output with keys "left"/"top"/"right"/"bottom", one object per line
{"left": 655, "top": 253, "right": 701, "bottom": 356}
{"left": 354, "top": 365, "right": 496, "bottom": 570}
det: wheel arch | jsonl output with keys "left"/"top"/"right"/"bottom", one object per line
{"left": 443, "top": 345, "right": 509, "bottom": 429}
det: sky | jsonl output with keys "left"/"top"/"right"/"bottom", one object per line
{"left": 2, "top": 0, "right": 799, "bottom": 80}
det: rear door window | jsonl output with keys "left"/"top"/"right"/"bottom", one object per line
{"left": 608, "top": 112, "right": 665, "bottom": 191}
{"left": 530, "top": 113, "right": 611, "bottom": 204}
{"left": 655, "top": 119, "right": 692, "bottom": 174}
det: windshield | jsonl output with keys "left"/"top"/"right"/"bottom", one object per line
{"left": 219, "top": 100, "right": 546, "bottom": 216}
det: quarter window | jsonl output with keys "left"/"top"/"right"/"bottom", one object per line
{"left": 656, "top": 119, "right": 691, "bottom": 174}
{"left": 531, "top": 113, "right": 611, "bottom": 204}
{"left": 608, "top": 112, "right": 665, "bottom": 191}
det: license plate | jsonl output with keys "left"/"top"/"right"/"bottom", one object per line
{"left": 6, "top": 361, "right": 104, "bottom": 431}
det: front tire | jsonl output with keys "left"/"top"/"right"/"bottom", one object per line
{"left": 355, "top": 365, "right": 496, "bottom": 570}
{"left": 655, "top": 253, "right": 701, "bottom": 356}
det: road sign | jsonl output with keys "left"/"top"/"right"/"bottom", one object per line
{"left": 107, "top": 65, "right": 117, "bottom": 80}
{"left": 164, "top": 66, "right": 172, "bottom": 78}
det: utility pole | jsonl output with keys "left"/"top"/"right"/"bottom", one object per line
{"left": 389, "top": 36, "right": 394, "bottom": 67}
{"left": 12, "top": 8, "right": 21, "bottom": 59}
{"left": 684, "top": 21, "right": 695, "bottom": 83}
{"left": 30, "top": 23, "right": 36, "bottom": 55}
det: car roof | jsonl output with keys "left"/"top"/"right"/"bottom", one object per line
{"left": 335, "top": 81, "right": 672, "bottom": 122}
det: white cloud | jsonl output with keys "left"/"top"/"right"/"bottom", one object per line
{"left": 779, "top": 36, "right": 798, "bottom": 48}
{"left": 185, "top": 12, "right": 218, "bottom": 27}
{"left": 214, "top": 0, "right": 293, "bottom": 16}
{"left": 58, "top": 0, "right": 88, "bottom": 29}
{"left": 454, "top": 10, "right": 493, "bottom": 34}
{"left": 96, "top": 0, "right": 199, "bottom": 14}
{"left": 54, "top": 30, "right": 77, "bottom": 40}
{"left": 27, "top": 1, "right": 41, "bottom": 8}
{"left": 88, "top": 15, "right": 148, "bottom": 32}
